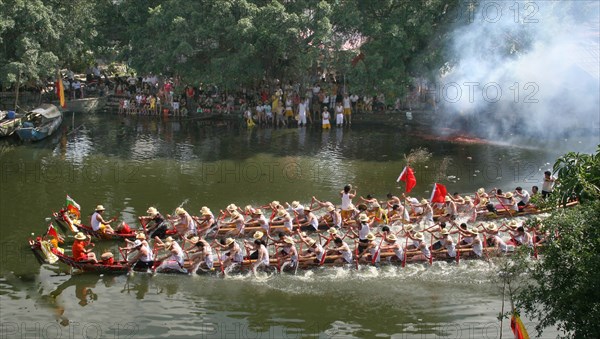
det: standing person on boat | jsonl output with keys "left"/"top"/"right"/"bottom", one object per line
{"left": 340, "top": 184, "right": 357, "bottom": 221}
{"left": 72, "top": 232, "right": 97, "bottom": 263}
{"left": 91, "top": 205, "right": 116, "bottom": 234}
{"left": 140, "top": 207, "right": 169, "bottom": 239}
{"left": 352, "top": 213, "right": 373, "bottom": 254}
{"left": 541, "top": 170, "right": 556, "bottom": 199}
{"left": 379, "top": 234, "right": 404, "bottom": 262}
{"left": 125, "top": 239, "right": 154, "bottom": 271}
{"left": 251, "top": 239, "right": 270, "bottom": 275}
{"left": 172, "top": 207, "right": 196, "bottom": 238}
{"left": 300, "top": 207, "right": 319, "bottom": 232}
{"left": 328, "top": 237, "right": 353, "bottom": 265}
{"left": 513, "top": 187, "right": 531, "bottom": 209}
{"left": 213, "top": 238, "right": 243, "bottom": 270}
{"left": 187, "top": 237, "right": 214, "bottom": 272}
{"left": 155, "top": 239, "right": 187, "bottom": 273}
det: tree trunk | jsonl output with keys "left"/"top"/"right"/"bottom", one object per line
{"left": 14, "top": 71, "right": 20, "bottom": 111}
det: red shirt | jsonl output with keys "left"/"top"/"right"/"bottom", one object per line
{"left": 118, "top": 223, "right": 132, "bottom": 234}
{"left": 72, "top": 241, "right": 87, "bottom": 261}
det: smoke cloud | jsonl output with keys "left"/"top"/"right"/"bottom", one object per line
{"left": 438, "top": 0, "right": 599, "bottom": 142}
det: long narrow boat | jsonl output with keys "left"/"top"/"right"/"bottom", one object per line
{"left": 15, "top": 104, "right": 63, "bottom": 141}
{"left": 29, "top": 237, "right": 516, "bottom": 276}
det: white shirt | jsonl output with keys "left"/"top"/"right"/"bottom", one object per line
{"left": 518, "top": 190, "right": 530, "bottom": 204}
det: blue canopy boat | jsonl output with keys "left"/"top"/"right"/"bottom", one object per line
{"left": 15, "top": 104, "right": 63, "bottom": 141}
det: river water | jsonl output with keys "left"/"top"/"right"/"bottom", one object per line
{"left": 0, "top": 112, "right": 595, "bottom": 338}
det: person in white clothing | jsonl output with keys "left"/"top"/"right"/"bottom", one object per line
{"left": 335, "top": 102, "right": 344, "bottom": 127}
{"left": 321, "top": 107, "right": 331, "bottom": 129}
{"left": 90, "top": 205, "right": 115, "bottom": 234}
{"left": 329, "top": 237, "right": 353, "bottom": 265}
{"left": 514, "top": 187, "right": 531, "bottom": 208}
{"left": 297, "top": 100, "right": 307, "bottom": 127}
{"left": 340, "top": 184, "right": 357, "bottom": 220}
{"left": 251, "top": 239, "right": 270, "bottom": 275}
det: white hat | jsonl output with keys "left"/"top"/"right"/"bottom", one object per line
{"left": 283, "top": 237, "right": 295, "bottom": 245}
{"left": 175, "top": 207, "right": 186, "bottom": 215}
{"left": 224, "top": 238, "right": 235, "bottom": 246}
{"left": 291, "top": 201, "right": 300, "bottom": 208}
{"left": 74, "top": 232, "right": 86, "bottom": 241}
{"left": 146, "top": 207, "right": 158, "bottom": 216}
{"left": 359, "top": 214, "right": 369, "bottom": 222}
{"left": 387, "top": 234, "right": 397, "bottom": 241}
{"left": 327, "top": 228, "right": 338, "bottom": 235}
{"left": 136, "top": 233, "right": 146, "bottom": 240}
{"left": 133, "top": 239, "right": 142, "bottom": 247}
{"left": 366, "top": 233, "right": 375, "bottom": 241}
{"left": 414, "top": 232, "right": 424, "bottom": 241}
{"left": 200, "top": 206, "right": 211, "bottom": 215}
{"left": 306, "top": 238, "right": 316, "bottom": 247}
{"left": 227, "top": 204, "right": 238, "bottom": 212}
{"left": 253, "top": 231, "right": 264, "bottom": 239}
{"left": 95, "top": 205, "right": 105, "bottom": 211}
{"left": 277, "top": 209, "right": 289, "bottom": 217}
{"left": 327, "top": 205, "right": 335, "bottom": 212}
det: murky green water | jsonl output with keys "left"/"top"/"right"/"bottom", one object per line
{"left": 0, "top": 112, "right": 594, "bottom": 338}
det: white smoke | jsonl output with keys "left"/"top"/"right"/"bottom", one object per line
{"left": 439, "top": 0, "right": 600, "bottom": 140}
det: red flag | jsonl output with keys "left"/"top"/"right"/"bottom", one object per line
{"left": 397, "top": 166, "right": 417, "bottom": 193}
{"left": 430, "top": 183, "right": 448, "bottom": 203}
{"left": 510, "top": 312, "right": 530, "bottom": 339}
{"left": 47, "top": 224, "right": 58, "bottom": 238}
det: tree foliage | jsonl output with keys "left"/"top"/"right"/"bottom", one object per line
{"left": 552, "top": 145, "right": 600, "bottom": 204}
{"left": 516, "top": 200, "right": 600, "bottom": 338}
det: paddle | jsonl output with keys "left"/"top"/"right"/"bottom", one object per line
{"left": 319, "top": 234, "right": 335, "bottom": 266}
{"left": 456, "top": 233, "right": 461, "bottom": 265}
{"left": 428, "top": 233, "right": 433, "bottom": 265}
{"left": 214, "top": 248, "right": 225, "bottom": 275}
{"left": 496, "top": 194, "right": 514, "bottom": 217}
{"left": 371, "top": 235, "right": 385, "bottom": 265}
{"left": 402, "top": 236, "right": 408, "bottom": 268}
{"left": 353, "top": 240, "right": 359, "bottom": 270}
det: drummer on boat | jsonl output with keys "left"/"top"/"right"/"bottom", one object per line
{"left": 91, "top": 205, "right": 116, "bottom": 234}
{"left": 72, "top": 232, "right": 98, "bottom": 263}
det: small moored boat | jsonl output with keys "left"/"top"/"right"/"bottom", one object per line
{"left": 15, "top": 104, "right": 63, "bottom": 141}
{"left": 0, "top": 110, "right": 22, "bottom": 137}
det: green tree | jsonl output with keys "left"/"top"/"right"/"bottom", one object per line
{"left": 552, "top": 145, "right": 600, "bottom": 204}
{"left": 515, "top": 200, "right": 600, "bottom": 338}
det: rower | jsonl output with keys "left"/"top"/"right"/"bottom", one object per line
{"left": 275, "top": 209, "right": 294, "bottom": 233}
{"left": 510, "top": 226, "right": 533, "bottom": 248}
{"left": 502, "top": 192, "right": 518, "bottom": 212}
{"left": 155, "top": 239, "right": 187, "bottom": 273}
{"left": 369, "top": 202, "right": 388, "bottom": 225}
{"left": 407, "top": 232, "right": 431, "bottom": 261}
{"left": 485, "top": 224, "right": 511, "bottom": 253}
{"left": 514, "top": 187, "right": 531, "bottom": 209}
{"left": 196, "top": 207, "right": 216, "bottom": 236}
{"left": 357, "top": 233, "right": 380, "bottom": 264}
{"left": 387, "top": 204, "right": 405, "bottom": 223}
{"left": 100, "top": 251, "right": 114, "bottom": 265}
{"left": 298, "top": 234, "right": 324, "bottom": 264}
{"left": 379, "top": 234, "right": 403, "bottom": 262}
{"left": 404, "top": 195, "right": 423, "bottom": 215}
{"left": 328, "top": 237, "right": 353, "bottom": 265}
{"left": 286, "top": 201, "right": 305, "bottom": 218}
{"left": 172, "top": 207, "right": 196, "bottom": 238}
{"left": 311, "top": 197, "right": 334, "bottom": 211}
{"left": 251, "top": 209, "right": 270, "bottom": 235}
{"left": 225, "top": 211, "right": 245, "bottom": 237}
{"left": 456, "top": 228, "right": 483, "bottom": 257}
{"left": 251, "top": 239, "right": 270, "bottom": 275}
{"left": 187, "top": 237, "right": 214, "bottom": 272}
{"left": 91, "top": 205, "right": 115, "bottom": 234}
{"left": 340, "top": 184, "right": 357, "bottom": 221}
{"left": 140, "top": 207, "right": 169, "bottom": 239}
{"left": 125, "top": 239, "right": 154, "bottom": 271}
{"left": 280, "top": 236, "right": 298, "bottom": 270}
{"left": 461, "top": 196, "right": 477, "bottom": 222}
{"left": 324, "top": 205, "right": 342, "bottom": 228}
{"left": 213, "top": 238, "right": 243, "bottom": 270}
{"left": 245, "top": 232, "right": 266, "bottom": 259}
{"left": 386, "top": 193, "right": 401, "bottom": 208}
{"left": 442, "top": 196, "right": 458, "bottom": 221}
{"left": 437, "top": 229, "right": 456, "bottom": 258}
{"left": 301, "top": 207, "right": 319, "bottom": 232}
{"left": 475, "top": 187, "right": 489, "bottom": 206}
{"left": 244, "top": 205, "right": 256, "bottom": 216}
{"left": 72, "top": 232, "right": 97, "bottom": 263}
{"left": 226, "top": 203, "right": 240, "bottom": 217}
